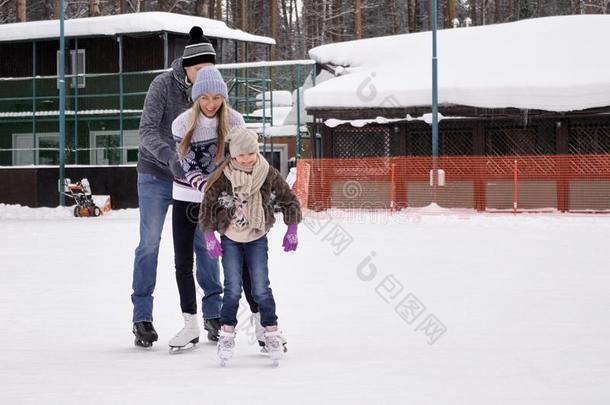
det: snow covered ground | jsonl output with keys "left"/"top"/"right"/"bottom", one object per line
{"left": 1, "top": 204, "right": 610, "bottom": 404}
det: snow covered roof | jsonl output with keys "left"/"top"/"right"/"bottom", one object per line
{"left": 305, "top": 15, "right": 610, "bottom": 112}
{"left": 0, "top": 12, "right": 274, "bottom": 45}
{"left": 0, "top": 109, "right": 141, "bottom": 118}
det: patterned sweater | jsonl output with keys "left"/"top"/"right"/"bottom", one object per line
{"left": 171, "top": 108, "right": 245, "bottom": 202}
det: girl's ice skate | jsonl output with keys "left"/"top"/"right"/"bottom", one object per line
{"left": 217, "top": 328, "right": 236, "bottom": 366}
{"left": 264, "top": 330, "right": 285, "bottom": 366}
{"left": 168, "top": 313, "right": 200, "bottom": 353}
{"left": 252, "top": 313, "right": 288, "bottom": 353}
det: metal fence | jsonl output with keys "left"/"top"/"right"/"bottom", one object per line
{"left": 0, "top": 60, "right": 315, "bottom": 166}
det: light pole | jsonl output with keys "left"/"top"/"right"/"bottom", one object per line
{"left": 58, "top": 0, "right": 66, "bottom": 206}
{"left": 431, "top": 0, "right": 439, "bottom": 203}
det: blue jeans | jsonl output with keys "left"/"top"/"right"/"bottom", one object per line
{"left": 220, "top": 235, "right": 278, "bottom": 327}
{"left": 131, "top": 173, "right": 222, "bottom": 322}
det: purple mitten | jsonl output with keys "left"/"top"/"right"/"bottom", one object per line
{"left": 204, "top": 231, "right": 223, "bottom": 259}
{"left": 282, "top": 224, "right": 298, "bottom": 252}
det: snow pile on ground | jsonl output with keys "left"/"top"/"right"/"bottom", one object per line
{"left": 0, "top": 203, "right": 137, "bottom": 220}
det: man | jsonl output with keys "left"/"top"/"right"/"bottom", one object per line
{"left": 131, "top": 26, "right": 221, "bottom": 348}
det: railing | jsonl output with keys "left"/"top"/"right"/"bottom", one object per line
{"left": 0, "top": 60, "right": 316, "bottom": 166}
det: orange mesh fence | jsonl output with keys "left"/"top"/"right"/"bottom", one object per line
{"left": 294, "top": 155, "right": 610, "bottom": 213}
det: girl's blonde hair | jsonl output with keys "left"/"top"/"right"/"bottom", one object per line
{"left": 204, "top": 159, "right": 230, "bottom": 193}
{"left": 178, "top": 97, "right": 230, "bottom": 165}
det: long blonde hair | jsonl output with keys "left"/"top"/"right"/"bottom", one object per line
{"left": 204, "top": 159, "right": 231, "bottom": 193}
{"left": 178, "top": 97, "right": 230, "bottom": 165}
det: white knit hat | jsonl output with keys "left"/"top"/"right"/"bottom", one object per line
{"left": 228, "top": 127, "right": 259, "bottom": 157}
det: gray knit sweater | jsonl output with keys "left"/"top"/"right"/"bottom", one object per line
{"left": 136, "top": 58, "right": 192, "bottom": 181}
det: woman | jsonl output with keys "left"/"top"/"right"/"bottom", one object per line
{"left": 169, "top": 66, "right": 255, "bottom": 351}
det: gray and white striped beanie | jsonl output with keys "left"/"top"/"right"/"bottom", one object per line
{"left": 191, "top": 66, "right": 229, "bottom": 101}
{"left": 182, "top": 26, "right": 216, "bottom": 67}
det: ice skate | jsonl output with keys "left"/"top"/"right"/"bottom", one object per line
{"left": 204, "top": 317, "right": 221, "bottom": 342}
{"left": 264, "top": 329, "right": 285, "bottom": 366}
{"left": 168, "top": 313, "right": 200, "bottom": 353}
{"left": 252, "top": 313, "right": 287, "bottom": 354}
{"left": 217, "top": 328, "right": 236, "bottom": 366}
{"left": 133, "top": 321, "right": 158, "bottom": 348}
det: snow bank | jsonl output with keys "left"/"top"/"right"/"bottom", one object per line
{"left": 255, "top": 91, "right": 294, "bottom": 107}
{"left": 0, "top": 203, "right": 137, "bottom": 220}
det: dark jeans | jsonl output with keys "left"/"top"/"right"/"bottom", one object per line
{"left": 172, "top": 200, "right": 222, "bottom": 318}
{"left": 220, "top": 235, "right": 277, "bottom": 327}
{"left": 172, "top": 200, "right": 258, "bottom": 317}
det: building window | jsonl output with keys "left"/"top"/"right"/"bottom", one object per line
{"left": 12, "top": 133, "right": 59, "bottom": 165}
{"left": 89, "top": 130, "right": 138, "bottom": 165}
{"left": 260, "top": 143, "right": 288, "bottom": 178}
{"left": 56, "top": 49, "right": 86, "bottom": 89}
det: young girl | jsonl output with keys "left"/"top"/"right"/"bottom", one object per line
{"left": 200, "top": 127, "right": 301, "bottom": 364}
{"left": 170, "top": 66, "right": 256, "bottom": 351}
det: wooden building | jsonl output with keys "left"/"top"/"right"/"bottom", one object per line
{"left": 0, "top": 12, "right": 274, "bottom": 208}
{"left": 302, "top": 16, "right": 610, "bottom": 212}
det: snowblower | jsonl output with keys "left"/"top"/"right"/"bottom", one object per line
{"left": 62, "top": 178, "right": 102, "bottom": 217}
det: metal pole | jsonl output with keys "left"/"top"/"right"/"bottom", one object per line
{"left": 431, "top": 0, "right": 439, "bottom": 204}
{"left": 58, "top": 0, "right": 66, "bottom": 206}
{"left": 296, "top": 64, "right": 301, "bottom": 160}
{"left": 513, "top": 159, "right": 518, "bottom": 214}
{"left": 268, "top": 49, "right": 274, "bottom": 126}
{"left": 262, "top": 66, "right": 267, "bottom": 158}
{"left": 245, "top": 42, "right": 249, "bottom": 113}
{"left": 119, "top": 35, "right": 124, "bottom": 164}
{"left": 73, "top": 38, "right": 79, "bottom": 165}
{"left": 32, "top": 41, "right": 36, "bottom": 164}
{"left": 234, "top": 40, "right": 239, "bottom": 110}
{"left": 163, "top": 32, "right": 168, "bottom": 69}
{"left": 262, "top": 65, "right": 269, "bottom": 164}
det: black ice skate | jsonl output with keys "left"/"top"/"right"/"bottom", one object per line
{"left": 204, "top": 318, "right": 221, "bottom": 342}
{"left": 133, "top": 321, "right": 158, "bottom": 348}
